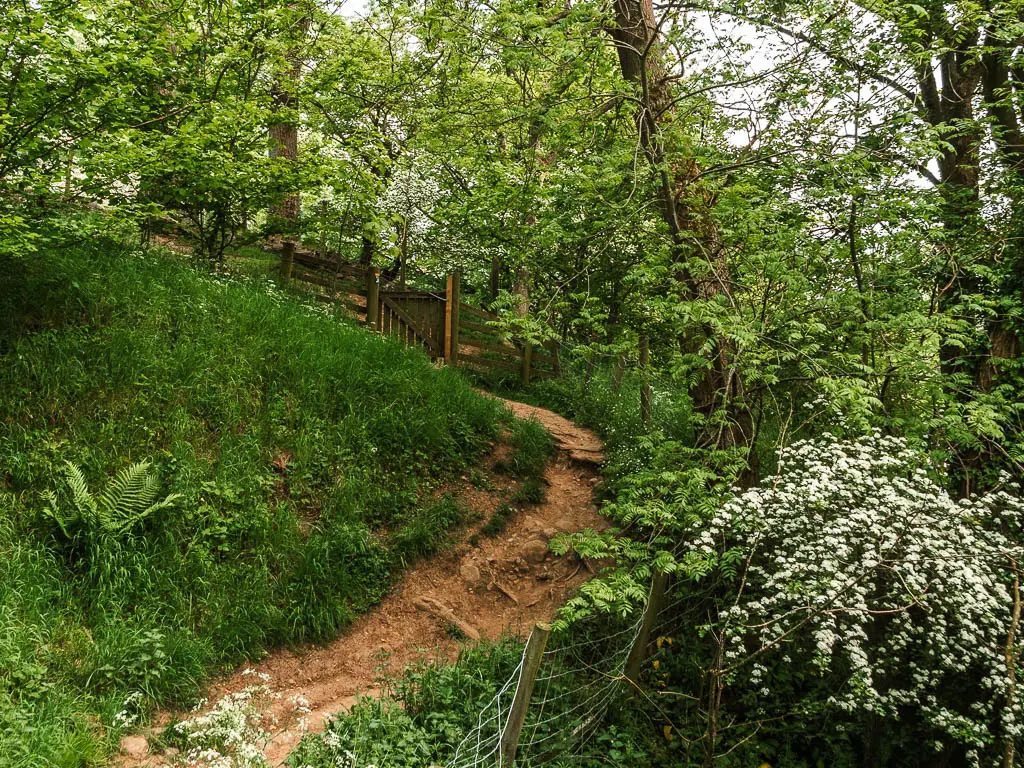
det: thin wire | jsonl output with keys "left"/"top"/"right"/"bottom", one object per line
{"left": 446, "top": 615, "right": 647, "bottom": 768}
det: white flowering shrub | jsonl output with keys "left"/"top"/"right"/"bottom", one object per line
{"left": 172, "top": 685, "right": 271, "bottom": 768}
{"left": 113, "top": 691, "right": 145, "bottom": 728}
{"left": 684, "top": 433, "right": 1024, "bottom": 761}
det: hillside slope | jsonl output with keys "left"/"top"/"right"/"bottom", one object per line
{"left": 0, "top": 236, "right": 502, "bottom": 766}
{"left": 117, "top": 399, "right": 607, "bottom": 766}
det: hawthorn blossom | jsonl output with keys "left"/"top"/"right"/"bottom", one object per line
{"left": 688, "top": 432, "right": 1024, "bottom": 757}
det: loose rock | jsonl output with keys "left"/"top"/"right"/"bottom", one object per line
{"left": 459, "top": 563, "right": 482, "bottom": 585}
{"left": 120, "top": 735, "right": 148, "bottom": 759}
{"left": 522, "top": 539, "right": 548, "bottom": 564}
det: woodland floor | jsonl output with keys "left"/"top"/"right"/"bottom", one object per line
{"left": 117, "top": 397, "right": 607, "bottom": 767}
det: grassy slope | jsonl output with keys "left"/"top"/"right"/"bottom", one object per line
{"left": 0, "top": 235, "right": 502, "bottom": 765}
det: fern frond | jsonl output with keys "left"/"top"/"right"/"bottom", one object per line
{"left": 98, "top": 460, "right": 162, "bottom": 534}
{"left": 41, "top": 488, "right": 75, "bottom": 540}
{"left": 141, "top": 492, "right": 183, "bottom": 520}
{"left": 63, "top": 461, "right": 99, "bottom": 527}
{"left": 45, "top": 459, "right": 178, "bottom": 541}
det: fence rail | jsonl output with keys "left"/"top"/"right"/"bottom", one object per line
{"left": 275, "top": 242, "right": 557, "bottom": 384}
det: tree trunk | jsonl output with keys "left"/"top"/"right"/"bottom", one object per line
{"left": 608, "top": 0, "right": 757, "bottom": 476}
{"left": 360, "top": 233, "right": 374, "bottom": 266}
{"left": 269, "top": 116, "right": 300, "bottom": 222}
{"left": 918, "top": 26, "right": 1024, "bottom": 496}
{"left": 513, "top": 265, "right": 530, "bottom": 318}
{"left": 268, "top": 13, "right": 309, "bottom": 231}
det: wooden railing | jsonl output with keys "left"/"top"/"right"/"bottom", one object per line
{"left": 276, "top": 242, "right": 558, "bottom": 383}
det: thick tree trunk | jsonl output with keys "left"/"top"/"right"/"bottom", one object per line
{"left": 269, "top": 117, "right": 300, "bottom": 223}
{"left": 513, "top": 265, "right": 530, "bottom": 318}
{"left": 268, "top": 13, "right": 309, "bottom": 230}
{"left": 608, "top": 0, "right": 757, "bottom": 472}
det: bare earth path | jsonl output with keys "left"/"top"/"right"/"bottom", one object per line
{"left": 123, "top": 398, "right": 606, "bottom": 766}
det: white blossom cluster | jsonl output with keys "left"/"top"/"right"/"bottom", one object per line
{"left": 173, "top": 686, "right": 272, "bottom": 768}
{"left": 113, "top": 691, "right": 144, "bottom": 728}
{"left": 289, "top": 693, "right": 313, "bottom": 734}
{"left": 691, "top": 432, "right": 1024, "bottom": 752}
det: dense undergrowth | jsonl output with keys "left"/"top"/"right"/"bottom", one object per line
{"left": 288, "top": 617, "right": 650, "bottom": 768}
{"left": 519, "top": 367, "right": 1024, "bottom": 766}
{"left": 0, "top": 225, "right": 503, "bottom": 765}
{"left": 290, "top": 359, "right": 1024, "bottom": 768}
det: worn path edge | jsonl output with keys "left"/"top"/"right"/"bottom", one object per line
{"left": 119, "top": 396, "right": 607, "bottom": 766}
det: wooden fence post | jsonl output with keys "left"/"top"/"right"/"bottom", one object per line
{"left": 500, "top": 622, "right": 551, "bottom": 766}
{"left": 624, "top": 570, "right": 668, "bottom": 688}
{"left": 521, "top": 341, "right": 533, "bottom": 387}
{"left": 279, "top": 240, "right": 295, "bottom": 285}
{"left": 639, "top": 336, "right": 652, "bottom": 429}
{"left": 445, "top": 272, "right": 461, "bottom": 364}
{"left": 365, "top": 268, "right": 380, "bottom": 329}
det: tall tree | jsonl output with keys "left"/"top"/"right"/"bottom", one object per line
{"left": 268, "top": 4, "right": 311, "bottom": 231}
{"left": 608, "top": 0, "right": 757, "bottom": 467}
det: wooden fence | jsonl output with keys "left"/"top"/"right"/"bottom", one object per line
{"left": 276, "top": 242, "right": 559, "bottom": 384}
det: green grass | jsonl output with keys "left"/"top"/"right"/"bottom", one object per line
{"left": 225, "top": 244, "right": 279, "bottom": 277}
{"left": 494, "top": 417, "right": 555, "bottom": 479}
{"left": 390, "top": 494, "right": 464, "bottom": 566}
{"left": 512, "top": 476, "right": 546, "bottom": 504}
{"left": 480, "top": 502, "right": 516, "bottom": 538}
{"left": 0, "top": 232, "right": 503, "bottom": 765}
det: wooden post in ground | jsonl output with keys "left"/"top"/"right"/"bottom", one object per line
{"left": 624, "top": 570, "right": 668, "bottom": 688}
{"left": 365, "top": 268, "right": 380, "bottom": 329}
{"left": 639, "top": 336, "right": 652, "bottom": 429}
{"left": 279, "top": 240, "right": 295, "bottom": 284}
{"left": 500, "top": 622, "right": 551, "bottom": 766}
{"left": 521, "top": 341, "right": 533, "bottom": 387}
{"left": 445, "top": 272, "right": 461, "bottom": 364}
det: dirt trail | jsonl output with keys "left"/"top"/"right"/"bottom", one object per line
{"left": 123, "top": 398, "right": 606, "bottom": 766}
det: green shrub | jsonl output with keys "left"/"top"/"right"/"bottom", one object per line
{"left": 288, "top": 639, "right": 524, "bottom": 768}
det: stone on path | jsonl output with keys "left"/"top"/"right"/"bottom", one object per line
{"left": 460, "top": 563, "right": 482, "bottom": 585}
{"left": 522, "top": 539, "right": 548, "bottom": 564}
{"left": 120, "top": 735, "right": 148, "bottom": 759}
